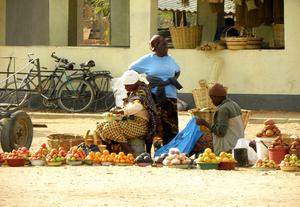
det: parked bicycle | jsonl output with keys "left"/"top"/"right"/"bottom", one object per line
{"left": 0, "top": 53, "right": 115, "bottom": 113}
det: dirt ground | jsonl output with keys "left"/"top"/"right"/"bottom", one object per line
{"left": 1, "top": 111, "right": 300, "bottom": 207}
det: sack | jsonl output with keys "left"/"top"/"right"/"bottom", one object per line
{"left": 111, "top": 78, "right": 127, "bottom": 107}
{"left": 154, "top": 117, "right": 203, "bottom": 157}
{"left": 233, "top": 138, "right": 258, "bottom": 165}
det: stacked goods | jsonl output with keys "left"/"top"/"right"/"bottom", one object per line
{"left": 66, "top": 146, "right": 86, "bottom": 165}
{"left": 99, "top": 150, "right": 114, "bottom": 165}
{"left": 196, "top": 148, "right": 219, "bottom": 170}
{"left": 154, "top": 153, "right": 169, "bottom": 166}
{"left": 162, "top": 148, "right": 192, "bottom": 169}
{"left": 29, "top": 143, "right": 50, "bottom": 166}
{"left": 6, "top": 148, "right": 30, "bottom": 167}
{"left": 256, "top": 119, "right": 281, "bottom": 138}
{"left": 280, "top": 154, "right": 300, "bottom": 171}
{"left": 46, "top": 148, "right": 66, "bottom": 166}
{"left": 254, "top": 158, "right": 278, "bottom": 170}
{"left": 85, "top": 151, "right": 101, "bottom": 165}
{"left": 135, "top": 152, "right": 153, "bottom": 167}
{"left": 289, "top": 138, "right": 300, "bottom": 152}
{"left": 246, "top": 37, "right": 263, "bottom": 49}
{"left": 269, "top": 137, "right": 288, "bottom": 150}
{"left": 113, "top": 152, "right": 135, "bottom": 166}
{"left": 0, "top": 152, "right": 4, "bottom": 165}
{"left": 218, "top": 152, "right": 237, "bottom": 170}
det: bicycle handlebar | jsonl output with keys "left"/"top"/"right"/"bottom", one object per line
{"left": 51, "top": 52, "right": 69, "bottom": 65}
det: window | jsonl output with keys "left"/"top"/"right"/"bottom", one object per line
{"left": 0, "top": 0, "right": 130, "bottom": 47}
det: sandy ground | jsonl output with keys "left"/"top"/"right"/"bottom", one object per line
{"left": 1, "top": 111, "right": 300, "bottom": 207}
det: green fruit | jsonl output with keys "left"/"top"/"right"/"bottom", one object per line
{"left": 55, "top": 157, "right": 61, "bottom": 162}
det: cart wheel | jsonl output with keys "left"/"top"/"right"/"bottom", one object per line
{"left": 0, "top": 111, "right": 33, "bottom": 152}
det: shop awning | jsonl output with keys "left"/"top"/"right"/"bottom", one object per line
{"left": 158, "top": 0, "right": 197, "bottom": 13}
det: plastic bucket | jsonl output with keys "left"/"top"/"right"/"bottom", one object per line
{"left": 255, "top": 137, "right": 274, "bottom": 160}
{"left": 128, "top": 138, "right": 145, "bottom": 157}
{"left": 269, "top": 148, "right": 288, "bottom": 164}
{"left": 233, "top": 148, "right": 248, "bottom": 167}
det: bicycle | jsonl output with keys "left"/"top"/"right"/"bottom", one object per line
{"left": 0, "top": 53, "right": 95, "bottom": 113}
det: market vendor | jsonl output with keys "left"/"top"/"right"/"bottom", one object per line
{"left": 95, "top": 70, "right": 159, "bottom": 154}
{"left": 196, "top": 83, "right": 244, "bottom": 155}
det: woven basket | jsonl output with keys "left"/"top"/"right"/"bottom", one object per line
{"left": 192, "top": 80, "right": 228, "bottom": 110}
{"left": 170, "top": 25, "right": 203, "bottom": 49}
{"left": 189, "top": 108, "right": 251, "bottom": 129}
{"left": 47, "top": 134, "right": 84, "bottom": 151}
{"left": 223, "top": 26, "right": 248, "bottom": 50}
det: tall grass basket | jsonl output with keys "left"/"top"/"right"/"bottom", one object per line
{"left": 170, "top": 25, "right": 203, "bottom": 49}
{"left": 192, "top": 80, "right": 228, "bottom": 110}
{"left": 189, "top": 108, "right": 251, "bottom": 129}
{"left": 47, "top": 134, "right": 84, "bottom": 151}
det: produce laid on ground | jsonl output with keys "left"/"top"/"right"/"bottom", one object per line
{"left": 46, "top": 148, "right": 67, "bottom": 166}
{"left": 161, "top": 148, "right": 192, "bottom": 169}
{"left": 280, "top": 154, "right": 300, "bottom": 172}
{"left": 289, "top": 138, "right": 300, "bottom": 154}
{"left": 256, "top": 119, "right": 281, "bottom": 138}
{"left": 254, "top": 158, "right": 278, "bottom": 171}
{"left": 66, "top": 146, "right": 86, "bottom": 166}
{"left": 0, "top": 143, "right": 299, "bottom": 172}
{"left": 135, "top": 152, "right": 153, "bottom": 167}
{"left": 29, "top": 143, "right": 50, "bottom": 166}
{"left": 268, "top": 136, "right": 289, "bottom": 149}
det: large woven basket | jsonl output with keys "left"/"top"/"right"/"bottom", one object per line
{"left": 192, "top": 80, "right": 228, "bottom": 110}
{"left": 170, "top": 25, "right": 203, "bottom": 49}
{"left": 189, "top": 108, "right": 251, "bottom": 129}
{"left": 47, "top": 134, "right": 84, "bottom": 151}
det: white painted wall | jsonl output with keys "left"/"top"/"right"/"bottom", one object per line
{"left": 0, "top": 0, "right": 299, "bottom": 95}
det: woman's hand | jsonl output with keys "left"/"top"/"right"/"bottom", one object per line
{"left": 196, "top": 117, "right": 210, "bottom": 128}
{"left": 110, "top": 107, "right": 124, "bottom": 115}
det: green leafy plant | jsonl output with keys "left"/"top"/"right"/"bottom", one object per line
{"left": 86, "top": 0, "right": 110, "bottom": 16}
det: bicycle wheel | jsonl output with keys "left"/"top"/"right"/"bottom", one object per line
{"left": 0, "top": 79, "right": 30, "bottom": 107}
{"left": 57, "top": 78, "right": 94, "bottom": 113}
{"left": 37, "top": 78, "right": 57, "bottom": 108}
{"left": 90, "top": 74, "right": 115, "bottom": 112}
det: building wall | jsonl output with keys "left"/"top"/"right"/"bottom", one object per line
{"left": 0, "top": 0, "right": 299, "bottom": 111}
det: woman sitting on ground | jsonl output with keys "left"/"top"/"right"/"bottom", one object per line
{"left": 95, "top": 70, "right": 158, "bottom": 154}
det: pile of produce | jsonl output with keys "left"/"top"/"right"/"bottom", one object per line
{"left": 196, "top": 148, "right": 219, "bottom": 163}
{"left": 289, "top": 138, "right": 300, "bottom": 151}
{"left": 219, "top": 152, "right": 236, "bottom": 163}
{"left": 256, "top": 119, "right": 281, "bottom": 138}
{"left": 154, "top": 153, "right": 169, "bottom": 165}
{"left": 280, "top": 154, "right": 300, "bottom": 167}
{"left": 66, "top": 146, "right": 86, "bottom": 162}
{"left": 85, "top": 150, "right": 135, "bottom": 165}
{"left": 46, "top": 148, "right": 66, "bottom": 164}
{"left": 269, "top": 136, "right": 288, "bottom": 149}
{"left": 29, "top": 143, "right": 49, "bottom": 161}
{"left": 255, "top": 158, "right": 278, "bottom": 169}
{"left": 6, "top": 147, "right": 30, "bottom": 160}
{"left": 135, "top": 152, "right": 153, "bottom": 164}
{"left": 162, "top": 148, "right": 192, "bottom": 166}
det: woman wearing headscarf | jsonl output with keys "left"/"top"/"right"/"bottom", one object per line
{"left": 95, "top": 70, "right": 158, "bottom": 153}
{"left": 196, "top": 83, "right": 244, "bottom": 155}
{"left": 128, "top": 35, "right": 182, "bottom": 146}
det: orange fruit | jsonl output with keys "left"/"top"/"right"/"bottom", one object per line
{"left": 120, "top": 159, "right": 125, "bottom": 163}
{"left": 127, "top": 153, "right": 133, "bottom": 158}
{"left": 111, "top": 153, "right": 116, "bottom": 157}
{"left": 95, "top": 152, "right": 101, "bottom": 157}
{"left": 118, "top": 152, "right": 125, "bottom": 157}
{"left": 103, "top": 150, "right": 110, "bottom": 155}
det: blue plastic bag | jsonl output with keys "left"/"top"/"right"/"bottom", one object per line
{"left": 154, "top": 116, "right": 203, "bottom": 157}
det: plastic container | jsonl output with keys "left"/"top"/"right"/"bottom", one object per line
{"left": 66, "top": 160, "right": 83, "bottom": 166}
{"left": 233, "top": 148, "right": 248, "bottom": 167}
{"left": 268, "top": 148, "right": 288, "bottom": 164}
{"left": 128, "top": 138, "right": 145, "bottom": 157}
{"left": 197, "top": 162, "right": 219, "bottom": 170}
{"left": 280, "top": 165, "right": 298, "bottom": 172}
{"left": 218, "top": 162, "right": 236, "bottom": 170}
{"left": 255, "top": 137, "right": 275, "bottom": 160}
{"left": 30, "top": 160, "right": 46, "bottom": 166}
{"left": 7, "top": 158, "right": 25, "bottom": 167}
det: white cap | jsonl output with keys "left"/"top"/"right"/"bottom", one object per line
{"left": 121, "top": 70, "right": 139, "bottom": 85}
